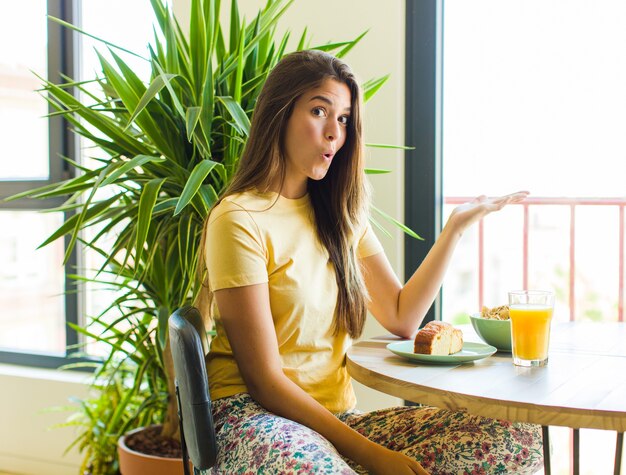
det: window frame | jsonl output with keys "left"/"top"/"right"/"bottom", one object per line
{"left": 0, "top": 0, "right": 86, "bottom": 369}
{"left": 404, "top": 0, "right": 445, "bottom": 327}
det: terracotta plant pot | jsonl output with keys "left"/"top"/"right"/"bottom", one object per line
{"left": 118, "top": 426, "right": 191, "bottom": 475}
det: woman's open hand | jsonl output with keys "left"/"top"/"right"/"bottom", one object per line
{"left": 447, "top": 191, "right": 529, "bottom": 237}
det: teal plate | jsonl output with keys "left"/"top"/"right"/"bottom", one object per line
{"left": 386, "top": 340, "right": 497, "bottom": 364}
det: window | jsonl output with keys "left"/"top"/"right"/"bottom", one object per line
{"left": 441, "top": 0, "right": 626, "bottom": 326}
{"left": 405, "top": 1, "right": 626, "bottom": 471}
{"left": 0, "top": 1, "right": 73, "bottom": 366}
{"left": 0, "top": 0, "right": 158, "bottom": 367}
{"left": 1, "top": 2, "right": 50, "bottom": 181}
{"left": 405, "top": 0, "right": 625, "bottom": 324}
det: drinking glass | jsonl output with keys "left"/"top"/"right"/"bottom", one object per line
{"left": 508, "top": 290, "right": 555, "bottom": 367}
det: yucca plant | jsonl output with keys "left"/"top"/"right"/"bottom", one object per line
{"left": 7, "top": 0, "right": 417, "bottom": 472}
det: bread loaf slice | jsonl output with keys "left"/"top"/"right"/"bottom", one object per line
{"left": 413, "top": 321, "right": 463, "bottom": 355}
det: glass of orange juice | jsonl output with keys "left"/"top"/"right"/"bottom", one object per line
{"left": 508, "top": 290, "right": 555, "bottom": 367}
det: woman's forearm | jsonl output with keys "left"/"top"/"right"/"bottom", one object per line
{"left": 361, "top": 222, "right": 463, "bottom": 338}
{"left": 396, "top": 223, "right": 462, "bottom": 335}
{"left": 250, "top": 372, "right": 380, "bottom": 469}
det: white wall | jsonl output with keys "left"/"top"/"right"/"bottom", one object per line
{"left": 0, "top": 1, "right": 406, "bottom": 473}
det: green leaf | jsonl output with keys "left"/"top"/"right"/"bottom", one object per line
{"left": 43, "top": 79, "right": 152, "bottom": 156}
{"left": 365, "top": 142, "right": 416, "bottom": 150}
{"left": 124, "top": 73, "right": 178, "bottom": 131}
{"left": 215, "top": 23, "right": 226, "bottom": 60}
{"left": 217, "top": 96, "right": 251, "bottom": 136}
{"left": 336, "top": 29, "right": 369, "bottom": 58}
{"left": 48, "top": 16, "right": 147, "bottom": 60}
{"left": 157, "top": 306, "right": 170, "bottom": 352}
{"left": 199, "top": 184, "right": 219, "bottom": 209}
{"left": 368, "top": 214, "right": 392, "bottom": 239}
{"left": 153, "top": 63, "right": 186, "bottom": 119}
{"left": 190, "top": 0, "right": 207, "bottom": 99}
{"left": 310, "top": 40, "right": 353, "bottom": 52}
{"left": 212, "top": 162, "right": 227, "bottom": 185}
{"left": 233, "top": 18, "right": 246, "bottom": 103}
{"left": 371, "top": 204, "right": 423, "bottom": 240}
{"left": 164, "top": 8, "right": 181, "bottom": 75}
{"left": 199, "top": 58, "right": 215, "bottom": 148}
{"left": 149, "top": 0, "right": 168, "bottom": 34}
{"left": 152, "top": 197, "right": 179, "bottom": 215}
{"left": 100, "top": 154, "right": 166, "bottom": 188}
{"left": 105, "top": 357, "right": 152, "bottom": 432}
{"left": 217, "top": 0, "right": 295, "bottom": 83}
{"left": 185, "top": 106, "right": 202, "bottom": 142}
{"left": 296, "top": 26, "right": 309, "bottom": 51}
{"left": 275, "top": 30, "right": 290, "bottom": 60}
{"left": 241, "top": 71, "right": 267, "bottom": 98}
{"left": 206, "top": 0, "right": 221, "bottom": 59}
{"left": 229, "top": 0, "right": 241, "bottom": 53}
{"left": 106, "top": 48, "right": 146, "bottom": 101}
{"left": 174, "top": 160, "right": 219, "bottom": 216}
{"left": 364, "top": 168, "right": 392, "bottom": 174}
{"left": 246, "top": 13, "right": 262, "bottom": 77}
{"left": 6, "top": 172, "right": 93, "bottom": 201}
{"left": 177, "top": 217, "right": 192, "bottom": 276}
{"left": 136, "top": 178, "right": 166, "bottom": 266}
{"left": 362, "top": 74, "right": 389, "bottom": 103}
{"left": 62, "top": 166, "right": 112, "bottom": 264}
{"left": 257, "top": 12, "right": 272, "bottom": 61}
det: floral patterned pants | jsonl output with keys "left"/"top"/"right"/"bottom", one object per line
{"left": 209, "top": 393, "right": 543, "bottom": 475}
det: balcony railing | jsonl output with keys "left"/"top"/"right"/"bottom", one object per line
{"left": 445, "top": 197, "right": 626, "bottom": 322}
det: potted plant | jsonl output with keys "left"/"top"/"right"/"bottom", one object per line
{"left": 6, "top": 0, "right": 417, "bottom": 473}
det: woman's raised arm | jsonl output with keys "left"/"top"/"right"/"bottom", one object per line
{"left": 362, "top": 192, "right": 529, "bottom": 338}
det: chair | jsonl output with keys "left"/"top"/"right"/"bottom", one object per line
{"left": 169, "top": 306, "right": 218, "bottom": 474}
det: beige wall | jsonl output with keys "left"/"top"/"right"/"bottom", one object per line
{"left": 0, "top": 365, "right": 90, "bottom": 475}
{"left": 0, "top": 1, "right": 406, "bottom": 473}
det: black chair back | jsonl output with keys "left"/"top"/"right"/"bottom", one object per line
{"left": 169, "top": 306, "right": 217, "bottom": 473}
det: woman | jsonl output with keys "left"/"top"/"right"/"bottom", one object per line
{"left": 199, "top": 49, "right": 542, "bottom": 474}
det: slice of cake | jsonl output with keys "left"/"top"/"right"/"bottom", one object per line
{"left": 413, "top": 321, "right": 463, "bottom": 355}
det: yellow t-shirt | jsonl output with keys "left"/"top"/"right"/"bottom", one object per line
{"left": 204, "top": 190, "right": 383, "bottom": 413}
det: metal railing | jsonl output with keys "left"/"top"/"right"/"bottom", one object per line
{"left": 445, "top": 197, "right": 626, "bottom": 322}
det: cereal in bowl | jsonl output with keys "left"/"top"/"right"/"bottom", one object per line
{"left": 480, "top": 305, "right": 510, "bottom": 320}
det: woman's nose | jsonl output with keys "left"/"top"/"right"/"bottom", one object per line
{"left": 325, "top": 122, "right": 339, "bottom": 141}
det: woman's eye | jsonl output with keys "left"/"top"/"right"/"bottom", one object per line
{"left": 339, "top": 115, "right": 350, "bottom": 125}
{"left": 312, "top": 107, "right": 325, "bottom": 117}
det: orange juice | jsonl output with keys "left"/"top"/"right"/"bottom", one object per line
{"left": 510, "top": 304, "right": 553, "bottom": 361}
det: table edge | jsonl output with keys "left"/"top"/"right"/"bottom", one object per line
{"left": 347, "top": 343, "right": 626, "bottom": 432}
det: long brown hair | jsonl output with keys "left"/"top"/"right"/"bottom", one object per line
{"left": 197, "top": 49, "right": 370, "bottom": 338}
